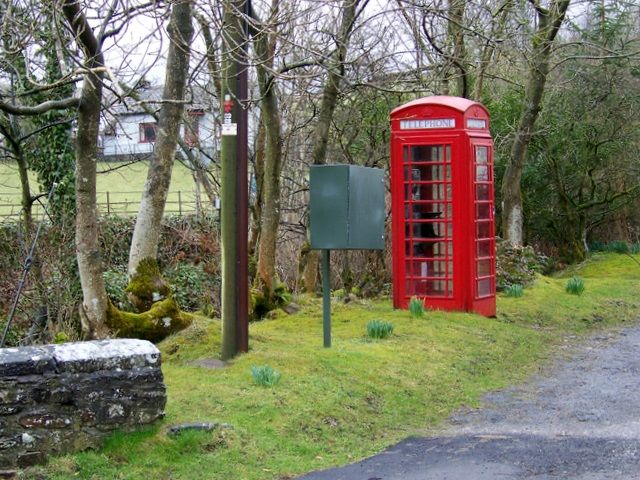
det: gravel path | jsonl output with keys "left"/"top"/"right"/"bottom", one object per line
{"left": 299, "top": 327, "right": 640, "bottom": 479}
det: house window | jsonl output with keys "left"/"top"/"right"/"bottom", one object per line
{"left": 140, "top": 122, "right": 157, "bottom": 143}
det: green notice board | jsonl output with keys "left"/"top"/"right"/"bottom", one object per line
{"left": 309, "top": 165, "right": 385, "bottom": 250}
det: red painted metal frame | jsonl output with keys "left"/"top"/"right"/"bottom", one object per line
{"left": 390, "top": 96, "right": 496, "bottom": 317}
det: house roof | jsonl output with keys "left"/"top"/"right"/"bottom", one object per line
{"left": 107, "top": 84, "right": 215, "bottom": 116}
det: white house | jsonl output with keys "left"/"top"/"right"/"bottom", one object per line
{"left": 100, "top": 85, "right": 218, "bottom": 163}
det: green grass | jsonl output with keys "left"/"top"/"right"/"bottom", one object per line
{"left": 503, "top": 284, "right": 524, "bottom": 298}
{"left": 408, "top": 296, "right": 425, "bottom": 318}
{"left": 565, "top": 276, "right": 585, "bottom": 295}
{"left": 251, "top": 364, "right": 282, "bottom": 387}
{"left": 29, "top": 253, "right": 640, "bottom": 479}
{"left": 366, "top": 319, "right": 394, "bottom": 339}
{"left": 0, "top": 161, "right": 205, "bottom": 219}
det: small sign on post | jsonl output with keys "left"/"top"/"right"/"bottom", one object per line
{"left": 309, "top": 165, "right": 385, "bottom": 347}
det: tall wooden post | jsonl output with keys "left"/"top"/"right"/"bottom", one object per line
{"left": 220, "top": 0, "right": 249, "bottom": 359}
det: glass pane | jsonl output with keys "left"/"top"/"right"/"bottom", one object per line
{"left": 477, "top": 278, "right": 492, "bottom": 297}
{"left": 407, "top": 280, "right": 427, "bottom": 296}
{"left": 406, "top": 260, "right": 448, "bottom": 278}
{"left": 446, "top": 145, "right": 451, "bottom": 162}
{"left": 403, "top": 146, "right": 409, "bottom": 162}
{"left": 432, "top": 222, "right": 446, "bottom": 237}
{"left": 411, "top": 241, "right": 428, "bottom": 256}
{"left": 476, "top": 146, "right": 488, "bottom": 164}
{"left": 477, "top": 240, "right": 492, "bottom": 258}
{"left": 412, "top": 145, "right": 444, "bottom": 163}
{"left": 476, "top": 165, "right": 489, "bottom": 181}
{"left": 447, "top": 281, "right": 453, "bottom": 296}
{"left": 445, "top": 203, "right": 453, "bottom": 218}
{"left": 477, "top": 259, "right": 492, "bottom": 276}
{"left": 426, "top": 279, "right": 447, "bottom": 296}
{"left": 432, "top": 241, "right": 447, "bottom": 258}
{"left": 476, "top": 184, "right": 490, "bottom": 201}
{"left": 476, "top": 204, "right": 491, "bottom": 219}
{"left": 413, "top": 222, "right": 438, "bottom": 239}
{"left": 477, "top": 221, "right": 491, "bottom": 239}
{"left": 426, "top": 165, "right": 444, "bottom": 180}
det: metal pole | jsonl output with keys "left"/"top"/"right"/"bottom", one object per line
{"left": 322, "top": 249, "right": 331, "bottom": 348}
{"left": 1, "top": 182, "right": 57, "bottom": 347}
{"left": 235, "top": 0, "right": 250, "bottom": 353}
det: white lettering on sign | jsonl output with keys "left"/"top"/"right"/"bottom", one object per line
{"left": 400, "top": 118, "right": 455, "bottom": 130}
{"left": 223, "top": 112, "right": 232, "bottom": 124}
{"left": 221, "top": 123, "right": 237, "bottom": 136}
{"left": 467, "top": 118, "right": 487, "bottom": 129}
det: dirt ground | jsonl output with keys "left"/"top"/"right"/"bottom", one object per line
{"left": 299, "top": 326, "right": 640, "bottom": 479}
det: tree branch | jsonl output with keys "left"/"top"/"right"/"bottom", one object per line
{"left": 0, "top": 97, "right": 80, "bottom": 116}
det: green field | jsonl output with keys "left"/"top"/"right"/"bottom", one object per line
{"left": 27, "top": 253, "right": 640, "bottom": 480}
{"left": 0, "top": 161, "right": 209, "bottom": 220}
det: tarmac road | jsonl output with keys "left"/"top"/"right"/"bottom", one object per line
{"left": 298, "top": 326, "right": 640, "bottom": 479}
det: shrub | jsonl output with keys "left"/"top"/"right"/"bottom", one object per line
{"left": 588, "top": 241, "right": 606, "bottom": 252}
{"left": 607, "top": 241, "right": 629, "bottom": 254}
{"left": 251, "top": 283, "right": 291, "bottom": 320}
{"left": 251, "top": 365, "right": 281, "bottom": 387}
{"left": 409, "top": 296, "right": 424, "bottom": 318}
{"left": 566, "top": 276, "right": 585, "bottom": 295}
{"left": 366, "top": 319, "right": 394, "bottom": 339}
{"left": 167, "top": 263, "right": 214, "bottom": 313}
{"left": 103, "top": 268, "right": 131, "bottom": 310}
{"left": 504, "top": 284, "right": 524, "bottom": 298}
{"left": 53, "top": 332, "right": 70, "bottom": 344}
{"left": 631, "top": 243, "right": 640, "bottom": 254}
{"left": 0, "top": 318, "right": 20, "bottom": 347}
{"left": 496, "top": 240, "right": 549, "bottom": 291}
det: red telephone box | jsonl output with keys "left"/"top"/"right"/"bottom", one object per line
{"left": 390, "top": 96, "right": 496, "bottom": 317}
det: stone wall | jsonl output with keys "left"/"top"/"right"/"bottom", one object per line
{"left": 0, "top": 339, "right": 166, "bottom": 468}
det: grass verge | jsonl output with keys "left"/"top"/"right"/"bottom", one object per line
{"left": 27, "top": 253, "right": 640, "bottom": 479}
{"left": 0, "top": 161, "right": 200, "bottom": 218}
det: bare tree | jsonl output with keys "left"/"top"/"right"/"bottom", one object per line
{"left": 61, "top": 0, "right": 110, "bottom": 337}
{"left": 300, "top": 0, "right": 368, "bottom": 293}
{"left": 501, "top": 0, "right": 571, "bottom": 246}
{"left": 127, "top": 0, "right": 194, "bottom": 309}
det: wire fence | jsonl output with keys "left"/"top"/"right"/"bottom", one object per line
{"left": 0, "top": 190, "right": 219, "bottom": 223}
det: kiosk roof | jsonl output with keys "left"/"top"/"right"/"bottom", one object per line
{"left": 391, "top": 95, "right": 480, "bottom": 116}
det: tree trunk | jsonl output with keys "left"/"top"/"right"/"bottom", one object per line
{"left": 301, "top": 0, "right": 362, "bottom": 293}
{"left": 500, "top": 0, "right": 570, "bottom": 246}
{"left": 128, "top": 1, "right": 194, "bottom": 278}
{"left": 62, "top": 1, "right": 109, "bottom": 338}
{"left": 447, "top": 0, "right": 469, "bottom": 98}
{"left": 471, "top": 0, "right": 514, "bottom": 101}
{"left": 249, "top": 120, "right": 266, "bottom": 259}
{"left": 254, "top": 4, "right": 283, "bottom": 305}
